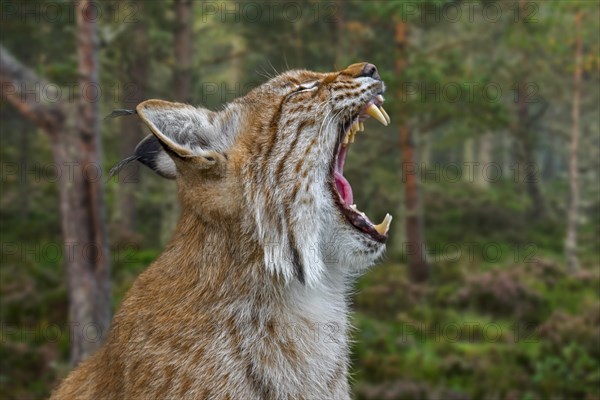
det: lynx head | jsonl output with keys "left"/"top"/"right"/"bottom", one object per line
{"left": 120, "top": 62, "right": 392, "bottom": 287}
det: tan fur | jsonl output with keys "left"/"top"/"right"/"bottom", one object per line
{"left": 51, "top": 63, "right": 387, "bottom": 399}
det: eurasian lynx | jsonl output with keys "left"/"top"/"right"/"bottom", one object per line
{"left": 51, "top": 62, "right": 392, "bottom": 399}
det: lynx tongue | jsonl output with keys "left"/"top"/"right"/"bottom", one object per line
{"left": 334, "top": 145, "right": 353, "bottom": 205}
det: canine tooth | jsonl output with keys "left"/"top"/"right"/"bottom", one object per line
{"left": 379, "top": 106, "right": 391, "bottom": 124}
{"left": 376, "top": 95, "right": 384, "bottom": 103}
{"left": 366, "top": 104, "right": 388, "bottom": 126}
{"left": 374, "top": 213, "right": 392, "bottom": 235}
{"left": 358, "top": 122, "right": 364, "bottom": 132}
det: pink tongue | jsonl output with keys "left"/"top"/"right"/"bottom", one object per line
{"left": 335, "top": 144, "right": 353, "bottom": 205}
{"left": 335, "top": 172, "right": 353, "bottom": 205}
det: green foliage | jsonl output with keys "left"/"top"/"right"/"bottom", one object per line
{"left": 351, "top": 260, "right": 600, "bottom": 400}
{"left": 424, "top": 181, "right": 530, "bottom": 245}
{"left": 533, "top": 342, "right": 600, "bottom": 397}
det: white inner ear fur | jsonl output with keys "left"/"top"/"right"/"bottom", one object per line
{"left": 136, "top": 100, "right": 231, "bottom": 156}
{"left": 138, "top": 110, "right": 193, "bottom": 156}
{"left": 155, "top": 151, "right": 177, "bottom": 178}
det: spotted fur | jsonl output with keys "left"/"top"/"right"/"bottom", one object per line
{"left": 51, "top": 62, "right": 387, "bottom": 400}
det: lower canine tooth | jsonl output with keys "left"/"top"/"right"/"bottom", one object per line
{"left": 374, "top": 213, "right": 393, "bottom": 235}
{"left": 366, "top": 104, "right": 388, "bottom": 126}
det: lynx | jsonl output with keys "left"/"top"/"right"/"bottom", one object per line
{"left": 51, "top": 62, "right": 392, "bottom": 399}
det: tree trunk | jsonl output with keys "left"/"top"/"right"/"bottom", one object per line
{"left": 513, "top": 78, "right": 547, "bottom": 221}
{"left": 162, "top": 0, "right": 194, "bottom": 245}
{"left": 68, "top": 0, "right": 111, "bottom": 365}
{"left": 117, "top": 0, "right": 148, "bottom": 234}
{"left": 514, "top": 0, "right": 546, "bottom": 221}
{"left": 173, "top": 0, "right": 193, "bottom": 104}
{"left": 501, "top": 131, "right": 512, "bottom": 180}
{"left": 395, "top": 20, "right": 429, "bottom": 283}
{"left": 566, "top": 9, "right": 582, "bottom": 272}
{"left": 463, "top": 137, "right": 475, "bottom": 183}
{"left": 477, "top": 132, "right": 493, "bottom": 188}
{"left": 0, "top": 0, "right": 111, "bottom": 366}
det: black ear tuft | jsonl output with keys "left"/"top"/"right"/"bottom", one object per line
{"left": 104, "top": 109, "right": 137, "bottom": 120}
{"left": 109, "top": 135, "right": 177, "bottom": 180}
{"left": 108, "top": 155, "right": 138, "bottom": 180}
{"left": 134, "top": 134, "right": 177, "bottom": 179}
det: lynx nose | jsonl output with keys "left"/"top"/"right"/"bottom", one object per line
{"left": 360, "top": 63, "right": 380, "bottom": 80}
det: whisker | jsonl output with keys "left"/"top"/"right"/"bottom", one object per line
{"left": 266, "top": 58, "right": 279, "bottom": 76}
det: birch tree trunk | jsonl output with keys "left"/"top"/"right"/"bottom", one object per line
{"left": 477, "top": 133, "right": 493, "bottom": 188}
{"left": 566, "top": 8, "right": 582, "bottom": 272}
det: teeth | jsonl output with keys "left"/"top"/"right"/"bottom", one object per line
{"left": 358, "top": 122, "right": 364, "bottom": 132}
{"left": 349, "top": 204, "right": 357, "bottom": 210}
{"left": 349, "top": 130, "right": 356, "bottom": 143}
{"left": 376, "top": 95, "right": 384, "bottom": 103}
{"left": 379, "top": 106, "right": 391, "bottom": 124}
{"left": 366, "top": 104, "right": 388, "bottom": 126}
{"left": 374, "top": 213, "right": 393, "bottom": 235}
{"left": 342, "top": 131, "right": 349, "bottom": 146}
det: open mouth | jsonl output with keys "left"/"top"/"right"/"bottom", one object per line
{"left": 332, "top": 94, "right": 392, "bottom": 242}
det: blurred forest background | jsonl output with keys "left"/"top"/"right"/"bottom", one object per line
{"left": 1, "top": 0, "right": 599, "bottom": 399}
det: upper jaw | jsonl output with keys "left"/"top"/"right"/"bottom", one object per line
{"left": 338, "top": 91, "right": 389, "bottom": 148}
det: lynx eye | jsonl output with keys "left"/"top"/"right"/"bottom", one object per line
{"left": 297, "top": 81, "right": 319, "bottom": 91}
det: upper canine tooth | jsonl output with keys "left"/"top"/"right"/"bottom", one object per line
{"left": 379, "top": 106, "right": 391, "bottom": 124}
{"left": 376, "top": 94, "right": 384, "bottom": 103}
{"left": 374, "top": 213, "right": 393, "bottom": 235}
{"left": 366, "top": 104, "right": 388, "bottom": 126}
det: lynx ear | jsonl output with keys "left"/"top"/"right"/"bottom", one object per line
{"left": 136, "top": 100, "right": 204, "bottom": 158}
{"left": 131, "top": 99, "right": 228, "bottom": 179}
{"left": 111, "top": 99, "right": 235, "bottom": 179}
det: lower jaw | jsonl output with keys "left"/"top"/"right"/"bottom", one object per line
{"left": 330, "top": 184, "right": 388, "bottom": 243}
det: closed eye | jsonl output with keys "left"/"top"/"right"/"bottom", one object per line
{"left": 297, "top": 81, "right": 319, "bottom": 91}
